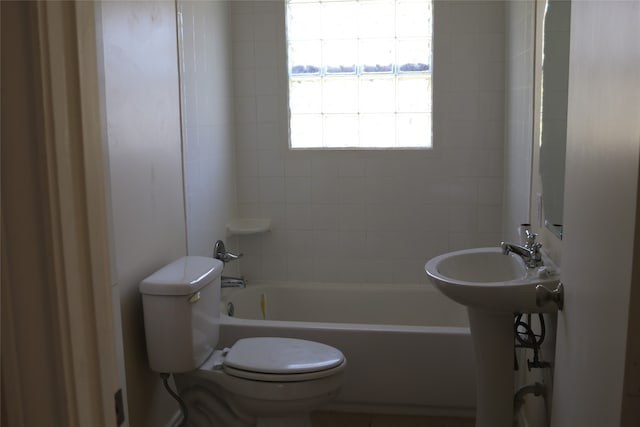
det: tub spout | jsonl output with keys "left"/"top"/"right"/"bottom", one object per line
{"left": 221, "top": 276, "right": 246, "bottom": 289}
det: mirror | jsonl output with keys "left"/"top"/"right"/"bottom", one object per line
{"left": 538, "top": 0, "right": 571, "bottom": 239}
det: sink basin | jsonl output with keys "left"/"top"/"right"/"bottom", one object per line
{"left": 425, "top": 247, "right": 561, "bottom": 427}
{"left": 425, "top": 247, "right": 560, "bottom": 313}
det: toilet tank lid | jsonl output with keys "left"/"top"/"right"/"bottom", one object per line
{"left": 139, "top": 256, "right": 224, "bottom": 296}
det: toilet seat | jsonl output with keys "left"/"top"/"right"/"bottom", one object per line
{"left": 222, "top": 337, "right": 345, "bottom": 382}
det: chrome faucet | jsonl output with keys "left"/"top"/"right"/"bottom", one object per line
{"left": 213, "top": 240, "right": 243, "bottom": 264}
{"left": 214, "top": 240, "right": 246, "bottom": 288}
{"left": 500, "top": 230, "right": 543, "bottom": 268}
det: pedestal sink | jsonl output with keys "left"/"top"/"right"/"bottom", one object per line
{"left": 425, "top": 247, "right": 560, "bottom": 427}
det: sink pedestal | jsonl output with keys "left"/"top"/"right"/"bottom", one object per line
{"left": 467, "top": 308, "right": 514, "bottom": 427}
{"left": 424, "top": 247, "right": 560, "bottom": 427}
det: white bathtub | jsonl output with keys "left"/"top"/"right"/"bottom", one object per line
{"left": 219, "top": 282, "right": 476, "bottom": 417}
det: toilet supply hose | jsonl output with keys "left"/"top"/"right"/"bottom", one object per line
{"left": 161, "top": 373, "right": 189, "bottom": 427}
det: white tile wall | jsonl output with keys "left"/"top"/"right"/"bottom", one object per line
{"left": 231, "top": 0, "right": 506, "bottom": 284}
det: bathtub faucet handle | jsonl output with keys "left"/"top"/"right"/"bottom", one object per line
{"left": 214, "top": 240, "right": 243, "bottom": 264}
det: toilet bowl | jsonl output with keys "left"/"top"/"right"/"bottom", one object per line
{"left": 177, "top": 337, "right": 345, "bottom": 426}
{"left": 139, "top": 256, "right": 346, "bottom": 426}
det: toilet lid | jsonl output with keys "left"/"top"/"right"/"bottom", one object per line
{"left": 223, "top": 337, "right": 344, "bottom": 377}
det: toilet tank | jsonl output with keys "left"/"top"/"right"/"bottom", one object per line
{"left": 139, "top": 256, "right": 224, "bottom": 373}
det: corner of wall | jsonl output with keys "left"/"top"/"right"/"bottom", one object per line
{"left": 101, "top": 1, "right": 188, "bottom": 425}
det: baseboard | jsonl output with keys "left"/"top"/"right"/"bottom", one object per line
{"left": 324, "top": 402, "right": 475, "bottom": 418}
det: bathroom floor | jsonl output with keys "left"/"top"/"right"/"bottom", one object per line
{"left": 310, "top": 411, "right": 475, "bottom": 427}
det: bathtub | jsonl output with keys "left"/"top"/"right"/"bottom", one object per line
{"left": 218, "top": 282, "right": 476, "bottom": 417}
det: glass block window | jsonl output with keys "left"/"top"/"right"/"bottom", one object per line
{"left": 287, "top": 0, "right": 433, "bottom": 149}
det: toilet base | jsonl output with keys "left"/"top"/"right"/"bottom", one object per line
{"left": 175, "top": 371, "right": 334, "bottom": 427}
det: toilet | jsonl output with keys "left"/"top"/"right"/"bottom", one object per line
{"left": 139, "top": 256, "right": 346, "bottom": 427}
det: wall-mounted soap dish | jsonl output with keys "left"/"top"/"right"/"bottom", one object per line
{"left": 226, "top": 218, "right": 271, "bottom": 235}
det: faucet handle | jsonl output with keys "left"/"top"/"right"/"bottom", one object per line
{"left": 524, "top": 230, "right": 538, "bottom": 248}
{"left": 214, "top": 240, "right": 243, "bottom": 263}
{"left": 220, "top": 251, "right": 243, "bottom": 263}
